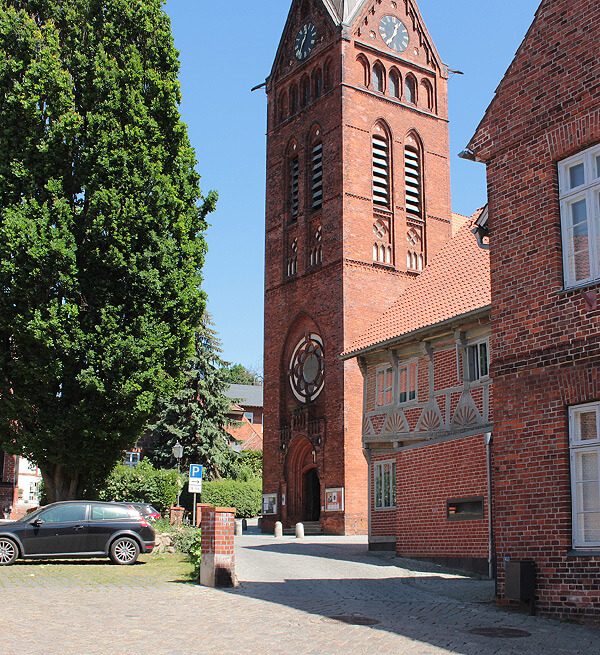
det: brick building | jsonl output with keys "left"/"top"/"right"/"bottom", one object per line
{"left": 0, "top": 450, "right": 18, "bottom": 518}
{"left": 262, "top": 0, "right": 455, "bottom": 534}
{"left": 342, "top": 215, "right": 492, "bottom": 573}
{"left": 466, "top": 0, "right": 600, "bottom": 620}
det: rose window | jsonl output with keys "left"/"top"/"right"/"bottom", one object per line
{"left": 289, "top": 333, "right": 325, "bottom": 403}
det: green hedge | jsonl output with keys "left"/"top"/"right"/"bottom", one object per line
{"left": 98, "top": 461, "right": 180, "bottom": 514}
{"left": 197, "top": 479, "right": 262, "bottom": 518}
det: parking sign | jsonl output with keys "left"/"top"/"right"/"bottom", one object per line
{"left": 188, "top": 464, "right": 203, "bottom": 493}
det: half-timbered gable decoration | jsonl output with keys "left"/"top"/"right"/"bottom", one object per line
{"left": 343, "top": 214, "right": 492, "bottom": 573}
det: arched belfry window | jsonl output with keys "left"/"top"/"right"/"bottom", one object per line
{"left": 311, "top": 140, "right": 323, "bottom": 210}
{"left": 421, "top": 79, "right": 434, "bottom": 111}
{"left": 389, "top": 69, "right": 400, "bottom": 99}
{"left": 290, "top": 155, "right": 300, "bottom": 221}
{"left": 278, "top": 91, "right": 287, "bottom": 123}
{"left": 323, "top": 58, "right": 332, "bottom": 91}
{"left": 404, "top": 75, "right": 417, "bottom": 104}
{"left": 372, "top": 62, "right": 385, "bottom": 93}
{"left": 290, "top": 84, "right": 299, "bottom": 115}
{"left": 372, "top": 127, "right": 391, "bottom": 207}
{"left": 404, "top": 140, "right": 422, "bottom": 218}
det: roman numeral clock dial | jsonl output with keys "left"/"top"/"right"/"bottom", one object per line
{"left": 379, "top": 15, "right": 409, "bottom": 53}
{"left": 295, "top": 22, "right": 316, "bottom": 60}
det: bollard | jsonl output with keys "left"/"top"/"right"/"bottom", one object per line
{"left": 242, "top": 519, "right": 248, "bottom": 532}
{"left": 274, "top": 521, "right": 283, "bottom": 538}
{"left": 234, "top": 520, "right": 243, "bottom": 536}
{"left": 295, "top": 522, "right": 304, "bottom": 539}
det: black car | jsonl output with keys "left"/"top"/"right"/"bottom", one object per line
{"left": 0, "top": 500, "right": 155, "bottom": 566}
{"left": 120, "top": 502, "right": 161, "bottom": 521}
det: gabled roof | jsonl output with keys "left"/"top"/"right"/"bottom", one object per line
{"left": 342, "top": 210, "right": 490, "bottom": 358}
{"left": 322, "top": 0, "right": 367, "bottom": 25}
{"left": 224, "top": 384, "right": 264, "bottom": 408}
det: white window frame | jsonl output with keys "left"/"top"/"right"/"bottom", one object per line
{"left": 398, "top": 359, "right": 417, "bottom": 404}
{"left": 569, "top": 402, "right": 600, "bottom": 549}
{"left": 466, "top": 339, "right": 490, "bottom": 382}
{"left": 559, "top": 144, "right": 600, "bottom": 289}
{"left": 374, "top": 460, "right": 396, "bottom": 510}
{"left": 376, "top": 365, "right": 393, "bottom": 407}
{"left": 244, "top": 411, "right": 254, "bottom": 423}
{"left": 124, "top": 451, "right": 141, "bottom": 468}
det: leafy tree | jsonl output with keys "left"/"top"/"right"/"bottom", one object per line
{"left": 147, "top": 313, "right": 239, "bottom": 480}
{"left": 223, "top": 364, "right": 261, "bottom": 386}
{"left": 0, "top": 1, "right": 215, "bottom": 502}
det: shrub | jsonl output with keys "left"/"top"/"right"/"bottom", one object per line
{"left": 197, "top": 479, "right": 261, "bottom": 518}
{"left": 98, "top": 460, "right": 180, "bottom": 514}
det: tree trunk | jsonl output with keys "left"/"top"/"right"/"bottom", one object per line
{"left": 40, "top": 464, "right": 84, "bottom": 504}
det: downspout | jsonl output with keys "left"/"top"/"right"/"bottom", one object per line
{"left": 484, "top": 432, "right": 494, "bottom": 580}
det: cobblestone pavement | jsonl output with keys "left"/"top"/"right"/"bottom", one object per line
{"left": 2, "top": 530, "right": 600, "bottom": 654}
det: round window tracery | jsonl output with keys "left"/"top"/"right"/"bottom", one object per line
{"left": 289, "top": 333, "right": 325, "bottom": 403}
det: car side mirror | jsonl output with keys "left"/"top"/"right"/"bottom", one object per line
{"left": 30, "top": 517, "right": 44, "bottom": 527}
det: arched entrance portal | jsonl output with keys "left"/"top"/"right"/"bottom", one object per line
{"left": 284, "top": 436, "right": 321, "bottom": 525}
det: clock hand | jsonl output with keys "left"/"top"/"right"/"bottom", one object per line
{"left": 386, "top": 23, "right": 400, "bottom": 45}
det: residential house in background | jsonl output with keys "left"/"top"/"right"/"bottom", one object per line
{"left": 343, "top": 215, "right": 492, "bottom": 574}
{"left": 224, "top": 383, "right": 264, "bottom": 452}
{"left": 465, "top": 0, "right": 600, "bottom": 621}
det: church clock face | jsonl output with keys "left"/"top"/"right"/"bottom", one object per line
{"left": 379, "top": 15, "right": 409, "bottom": 53}
{"left": 289, "top": 333, "right": 325, "bottom": 403}
{"left": 295, "top": 22, "right": 317, "bottom": 60}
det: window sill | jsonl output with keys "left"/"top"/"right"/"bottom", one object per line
{"left": 374, "top": 506, "right": 396, "bottom": 511}
{"left": 567, "top": 549, "right": 600, "bottom": 557}
{"left": 558, "top": 281, "right": 600, "bottom": 296}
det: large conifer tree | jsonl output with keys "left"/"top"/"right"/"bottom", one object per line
{"left": 148, "top": 313, "right": 238, "bottom": 480}
{"left": 0, "top": 0, "right": 215, "bottom": 501}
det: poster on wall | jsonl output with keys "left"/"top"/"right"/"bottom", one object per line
{"left": 262, "top": 493, "right": 278, "bottom": 515}
{"left": 325, "top": 488, "right": 344, "bottom": 512}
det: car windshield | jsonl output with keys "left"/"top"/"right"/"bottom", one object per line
{"left": 14, "top": 506, "right": 47, "bottom": 523}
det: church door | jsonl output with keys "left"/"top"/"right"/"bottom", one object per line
{"left": 304, "top": 468, "right": 321, "bottom": 521}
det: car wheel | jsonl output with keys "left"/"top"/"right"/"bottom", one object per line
{"left": 109, "top": 536, "right": 140, "bottom": 565}
{"left": 0, "top": 538, "right": 18, "bottom": 566}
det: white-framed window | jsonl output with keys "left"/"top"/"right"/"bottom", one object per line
{"left": 244, "top": 411, "right": 254, "bottom": 422}
{"left": 374, "top": 460, "right": 396, "bottom": 509}
{"left": 398, "top": 360, "right": 417, "bottom": 403}
{"left": 376, "top": 366, "right": 393, "bottom": 406}
{"left": 559, "top": 143, "right": 600, "bottom": 288}
{"left": 570, "top": 402, "right": 600, "bottom": 549}
{"left": 467, "top": 340, "right": 489, "bottom": 381}
{"left": 124, "top": 451, "right": 141, "bottom": 468}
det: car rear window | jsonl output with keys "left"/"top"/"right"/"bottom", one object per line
{"left": 91, "top": 505, "right": 135, "bottom": 521}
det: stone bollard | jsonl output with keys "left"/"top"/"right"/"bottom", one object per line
{"left": 234, "top": 520, "right": 243, "bottom": 536}
{"left": 274, "top": 521, "right": 283, "bottom": 538}
{"left": 295, "top": 522, "right": 305, "bottom": 539}
{"left": 242, "top": 519, "right": 248, "bottom": 532}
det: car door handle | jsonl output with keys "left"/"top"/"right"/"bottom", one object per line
{"left": 74, "top": 525, "right": 85, "bottom": 531}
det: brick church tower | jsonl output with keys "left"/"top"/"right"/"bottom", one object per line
{"left": 262, "top": 0, "right": 453, "bottom": 534}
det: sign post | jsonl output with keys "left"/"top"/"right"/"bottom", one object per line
{"left": 189, "top": 465, "right": 203, "bottom": 526}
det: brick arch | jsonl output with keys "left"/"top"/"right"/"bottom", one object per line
{"left": 356, "top": 53, "right": 370, "bottom": 87}
{"left": 284, "top": 435, "right": 319, "bottom": 524}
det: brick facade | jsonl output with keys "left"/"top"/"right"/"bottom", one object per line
{"left": 263, "top": 0, "right": 453, "bottom": 535}
{"left": 468, "top": 0, "right": 600, "bottom": 621}
{"left": 0, "top": 451, "right": 18, "bottom": 518}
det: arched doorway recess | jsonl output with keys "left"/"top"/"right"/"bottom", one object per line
{"left": 284, "top": 435, "right": 321, "bottom": 524}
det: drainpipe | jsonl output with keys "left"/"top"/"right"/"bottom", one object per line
{"left": 484, "top": 432, "right": 494, "bottom": 580}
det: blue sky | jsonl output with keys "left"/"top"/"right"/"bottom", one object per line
{"left": 164, "top": 0, "right": 541, "bottom": 372}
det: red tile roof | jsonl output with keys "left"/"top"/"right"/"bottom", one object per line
{"left": 342, "top": 211, "right": 490, "bottom": 358}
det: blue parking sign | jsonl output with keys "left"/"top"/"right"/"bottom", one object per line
{"left": 189, "top": 464, "right": 203, "bottom": 479}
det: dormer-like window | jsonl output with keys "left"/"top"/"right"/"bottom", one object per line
{"left": 373, "top": 129, "right": 390, "bottom": 207}
{"left": 372, "top": 62, "right": 385, "bottom": 93}
{"left": 404, "top": 74, "right": 417, "bottom": 104}
{"left": 301, "top": 76, "right": 310, "bottom": 108}
{"left": 389, "top": 69, "right": 400, "bottom": 99}
{"left": 312, "top": 68, "right": 322, "bottom": 100}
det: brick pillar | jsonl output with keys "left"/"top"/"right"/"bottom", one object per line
{"left": 195, "top": 503, "right": 211, "bottom": 527}
{"left": 200, "top": 506, "right": 236, "bottom": 588}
